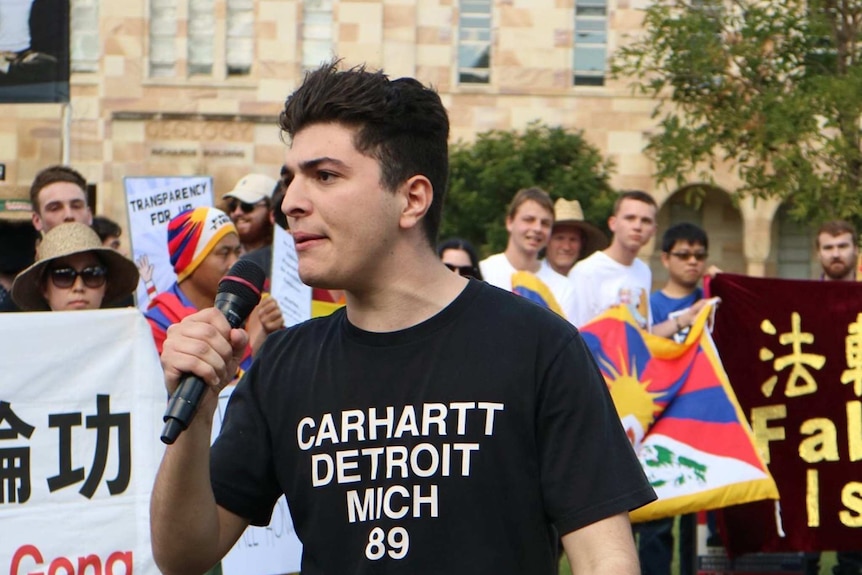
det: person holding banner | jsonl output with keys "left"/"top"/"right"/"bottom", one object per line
{"left": 10, "top": 221, "right": 139, "bottom": 311}
{"left": 816, "top": 219, "right": 858, "bottom": 283}
{"left": 568, "top": 190, "right": 657, "bottom": 329}
{"left": 29, "top": 165, "right": 93, "bottom": 233}
{"left": 150, "top": 61, "right": 656, "bottom": 575}
{"left": 802, "top": 219, "right": 862, "bottom": 575}
{"left": 638, "top": 222, "right": 718, "bottom": 575}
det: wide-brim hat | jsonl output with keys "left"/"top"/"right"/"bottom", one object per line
{"left": 553, "top": 198, "right": 609, "bottom": 259}
{"left": 11, "top": 222, "right": 140, "bottom": 311}
{"left": 223, "top": 173, "right": 277, "bottom": 204}
{"left": 0, "top": 185, "right": 34, "bottom": 222}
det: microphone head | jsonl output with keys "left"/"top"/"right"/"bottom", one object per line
{"left": 216, "top": 259, "right": 266, "bottom": 321}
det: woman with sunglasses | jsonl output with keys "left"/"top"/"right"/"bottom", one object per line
{"left": 11, "top": 222, "right": 139, "bottom": 311}
{"left": 437, "top": 237, "right": 483, "bottom": 280}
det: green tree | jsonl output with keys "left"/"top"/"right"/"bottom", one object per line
{"left": 612, "top": 0, "right": 862, "bottom": 224}
{"left": 441, "top": 122, "right": 616, "bottom": 256}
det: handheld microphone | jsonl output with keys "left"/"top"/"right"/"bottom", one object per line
{"left": 160, "top": 259, "right": 266, "bottom": 445}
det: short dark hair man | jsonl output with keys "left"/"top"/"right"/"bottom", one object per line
{"left": 568, "top": 190, "right": 658, "bottom": 328}
{"left": 150, "top": 62, "right": 655, "bottom": 575}
{"left": 639, "top": 222, "right": 718, "bottom": 575}
{"left": 650, "top": 222, "right": 715, "bottom": 340}
{"left": 29, "top": 164, "right": 92, "bottom": 232}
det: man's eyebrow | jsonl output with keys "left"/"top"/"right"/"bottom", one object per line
{"left": 296, "top": 156, "right": 349, "bottom": 172}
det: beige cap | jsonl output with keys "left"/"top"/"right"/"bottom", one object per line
{"left": 223, "top": 174, "right": 277, "bottom": 204}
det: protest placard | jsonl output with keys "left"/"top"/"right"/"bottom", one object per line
{"left": 124, "top": 176, "right": 213, "bottom": 310}
{"left": 270, "top": 224, "right": 311, "bottom": 328}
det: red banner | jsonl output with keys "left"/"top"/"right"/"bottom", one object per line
{"left": 710, "top": 273, "right": 862, "bottom": 554}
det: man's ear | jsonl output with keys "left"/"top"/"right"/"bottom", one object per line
{"left": 32, "top": 211, "right": 43, "bottom": 232}
{"left": 399, "top": 175, "right": 433, "bottom": 231}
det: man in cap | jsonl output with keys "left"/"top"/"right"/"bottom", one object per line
{"left": 542, "top": 198, "right": 608, "bottom": 278}
{"left": 29, "top": 165, "right": 93, "bottom": 233}
{"left": 223, "top": 173, "right": 277, "bottom": 255}
{"left": 0, "top": 185, "right": 39, "bottom": 311}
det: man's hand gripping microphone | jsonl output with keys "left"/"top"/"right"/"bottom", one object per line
{"left": 160, "top": 259, "right": 266, "bottom": 445}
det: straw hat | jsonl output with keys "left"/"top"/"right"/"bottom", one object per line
{"left": 11, "top": 222, "right": 140, "bottom": 311}
{"left": 553, "top": 198, "right": 609, "bottom": 259}
{"left": 0, "top": 185, "right": 34, "bottom": 222}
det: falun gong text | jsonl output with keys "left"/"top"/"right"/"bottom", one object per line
{"left": 1, "top": 395, "right": 135, "bottom": 575}
{"left": 748, "top": 311, "right": 862, "bottom": 529}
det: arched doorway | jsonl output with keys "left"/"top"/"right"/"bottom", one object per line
{"left": 650, "top": 185, "right": 744, "bottom": 289}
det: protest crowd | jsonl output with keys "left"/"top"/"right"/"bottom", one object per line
{"left": 2, "top": 59, "right": 862, "bottom": 575}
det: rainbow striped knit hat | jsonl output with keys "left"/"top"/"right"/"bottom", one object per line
{"left": 168, "top": 207, "right": 236, "bottom": 282}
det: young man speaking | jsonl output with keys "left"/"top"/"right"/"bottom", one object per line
{"left": 149, "top": 61, "right": 655, "bottom": 575}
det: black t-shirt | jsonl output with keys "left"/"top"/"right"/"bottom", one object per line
{"left": 211, "top": 280, "right": 655, "bottom": 574}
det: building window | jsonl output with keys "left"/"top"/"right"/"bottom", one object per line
{"left": 775, "top": 205, "right": 814, "bottom": 279}
{"left": 187, "top": 0, "right": 214, "bottom": 76}
{"left": 149, "top": 0, "right": 178, "bottom": 77}
{"left": 148, "top": 0, "right": 253, "bottom": 79}
{"left": 301, "top": 0, "right": 333, "bottom": 73}
{"left": 226, "top": 0, "right": 253, "bottom": 75}
{"left": 457, "top": 0, "right": 491, "bottom": 84}
{"left": 573, "top": 0, "right": 607, "bottom": 86}
{"left": 70, "top": 0, "right": 99, "bottom": 73}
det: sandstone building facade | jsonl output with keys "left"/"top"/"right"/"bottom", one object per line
{"left": 1, "top": 0, "right": 821, "bottom": 282}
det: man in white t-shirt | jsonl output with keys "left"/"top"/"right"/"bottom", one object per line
{"left": 567, "top": 190, "right": 658, "bottom": 328}
{"left": 479, "top": 187, "right": 575, "bottom": 318}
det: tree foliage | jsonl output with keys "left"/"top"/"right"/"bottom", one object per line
{"left": 612, "top": 0, "right": 862, "bottom": 224}
{"left": 441, "top": 122, "right": 616, "bottom": 256}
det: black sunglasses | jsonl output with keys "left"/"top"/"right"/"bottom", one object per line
{"left": 669, "top": 251, "right": 708, "bottom": 262}
{"left": 46, "top": 265, "right": 108, "bottom": 289}
{"left": 445, "top": 263, "right": 479, "bottom": 278}
{"left": 227, "top": 199, "right": 266, "bottom": 214}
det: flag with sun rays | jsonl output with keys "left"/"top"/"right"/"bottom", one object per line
{"left": 579, "top": 303, "right": 779, "bottom": 523}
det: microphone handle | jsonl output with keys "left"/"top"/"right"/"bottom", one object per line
{"left": 160, "top": 293, "right": 256, "bottom": 445}
{"left": 160, "top": 375, "right": 208, "bottom": 444}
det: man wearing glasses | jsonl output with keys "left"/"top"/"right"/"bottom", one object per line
{"left": 222, "top": 173, "right": 277, "bottom": 255}
{"left": 650, "top": 222, "right": 717, "bottom": 341}
{"left": 638, "top": 222, "right": 718, "bottom": 575}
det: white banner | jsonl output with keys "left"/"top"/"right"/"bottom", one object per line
{"left": 0, "top": 309, "right": 164, "bottom": 575}
{"left": 124, "top": 176, "right": 214, "bottom": 311}
{"left": 270, "top": 225, "right": 311, "bottom": 328}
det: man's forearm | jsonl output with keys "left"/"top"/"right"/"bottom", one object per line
{"left": 150, "top": 414, "right": 225, "bottom": 575}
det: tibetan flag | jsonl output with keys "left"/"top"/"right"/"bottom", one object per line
{"left": 579, "top": 303, "right": 778, "bottom": 522}
{"left": 511, "top": 271, "right": 564, "bottom": 317}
